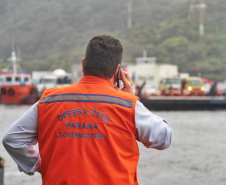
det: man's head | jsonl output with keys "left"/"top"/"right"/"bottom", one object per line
{"left": 83, "top": 35, "right": 123, "bottom": 79}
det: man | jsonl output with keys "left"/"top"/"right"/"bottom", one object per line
{"left": 3, "top": 35, "right": 172, "bottom": 185}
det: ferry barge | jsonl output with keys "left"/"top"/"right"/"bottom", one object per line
{"left": 140, "top": 96, "right": 226, "bottom": 111}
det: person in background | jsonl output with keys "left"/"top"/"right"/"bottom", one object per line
{"left": 3, "top": 35, "right": 173, "bottom": 185}
{"left": 208, "top": 81, "right": 218, "bottom": 96}
{"left": 137, "top": 80, "right": 146, "bottom": 98}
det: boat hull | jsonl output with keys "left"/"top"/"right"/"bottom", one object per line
{"left": 0, "top": 84, "right": 39, "bottom": 104}
{"left": 140, "top": 96, "right": 226, "bottom": 110}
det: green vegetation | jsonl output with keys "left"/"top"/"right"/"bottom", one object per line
{"left": 118, "top": 0, "right": 226, "bottom": 80}
{"left": 0, "top": 0, "right": 225, "bottom": 80}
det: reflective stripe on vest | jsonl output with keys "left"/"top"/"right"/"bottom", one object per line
{"left": 40, "top": 93, "right": 133, "bottom": 108}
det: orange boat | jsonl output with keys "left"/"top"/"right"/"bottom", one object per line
{"left": 0, "top": 51, "right": 39, "bottom": 104}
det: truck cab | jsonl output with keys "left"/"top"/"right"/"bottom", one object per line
{"left": 182, "top": 77, "right": 205, "bottom": 96}
{"left": 160, "top": 77, "right": 181, "bottom": 96}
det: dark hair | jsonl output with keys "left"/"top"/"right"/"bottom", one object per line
{"left": 83, "top": 35, "right": 123, "bottom": 78}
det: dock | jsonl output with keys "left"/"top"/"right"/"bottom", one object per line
{"left": 140, "top": 96, "right": 226, "bottom": 111}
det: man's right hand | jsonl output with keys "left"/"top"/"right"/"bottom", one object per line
{"left": 120, "top": 69, "right": 134, "bottom": 95}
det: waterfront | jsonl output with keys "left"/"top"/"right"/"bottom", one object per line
{"left": 0, "top": 104, "right": 226, "bottom": 185}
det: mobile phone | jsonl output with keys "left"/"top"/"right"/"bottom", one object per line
{"left": 116, "top": 65, "right": 121, "bottom": 88}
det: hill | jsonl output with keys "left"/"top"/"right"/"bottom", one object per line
{"left": 117, "top": 0, "right": 226, "bottom": 80}
{"left": 0, "top": 0, "right": 185, "bottom": 60}
{"left": 0, "top": 0, "right": 225, "bottom": 80}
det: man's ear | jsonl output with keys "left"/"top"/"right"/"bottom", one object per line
{"left": 82, "top": 57, "right": 85, "bottom": 72}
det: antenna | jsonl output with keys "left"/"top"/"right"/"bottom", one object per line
{"left": 127, "top": 0, "right": 132, "bottom": 28}
{"left": 12, "top": 34, "right": 15, "bottom": 52}
{"left": 199, "top": 0, "right": 206, "bottom": 37}
{"left": 7, "top": 35, "right": 22, "bottom": 74}
{"left": 17, "top": 47, "right": 21, "bottom": 61}
{"left": 188, "top": 0, "right": 195, "bottom": 19}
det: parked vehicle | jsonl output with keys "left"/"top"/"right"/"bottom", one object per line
{"left": 160, "top": 77, "right": 181, "bottom": 96}
{"left": 36, "top": 69, "right": 71, "bottom": 95}
{"left": 181, "top": 77, "right": 205, "bottom": 96}
{"left": 140, "top": 83, "right": 160, "bottom": 98}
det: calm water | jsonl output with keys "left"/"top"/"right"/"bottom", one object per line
{"left": 0, "top": 104, "right": 226, "bottom": 185}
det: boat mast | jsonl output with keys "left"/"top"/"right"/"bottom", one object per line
{"left": 7, "top": 36, "right": 21, "bottom": 74}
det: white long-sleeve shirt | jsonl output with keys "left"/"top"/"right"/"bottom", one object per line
{"left": 2, "top": 100, "right": 172, "bottom": 175}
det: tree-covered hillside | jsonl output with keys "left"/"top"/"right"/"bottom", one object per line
{"left": 0, "top": 0, "right": 185, "bottom": 60}
{"left": 0, "top": 0, "right": 225, "bottom": 80}
{"left": 117, "top": 0, "right": 226, "bottom": 80}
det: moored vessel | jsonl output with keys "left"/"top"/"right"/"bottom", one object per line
{"left": 0, "top": 51, "right": 39, "bottom": 104}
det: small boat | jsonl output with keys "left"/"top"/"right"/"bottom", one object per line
{"left": 0, "top": 51, "right": 39, "bottom": 104}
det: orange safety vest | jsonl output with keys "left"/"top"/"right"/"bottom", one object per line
{"left": 38, "top": 76, "right": 140, "bottom": 185}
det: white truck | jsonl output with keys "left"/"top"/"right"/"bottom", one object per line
{"left": 32, "top": 69, "right": 71, "bottom": 95}
{"left": 126, "top": 62, "right": 179, "bottom": 96}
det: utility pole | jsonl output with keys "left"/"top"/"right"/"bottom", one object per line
{"left": 198, "top": 0, "right": 206, "bottom": 37}
{"left": 127, "top": 0, "right": 132, "bottom": 28}
{"left": 188, "top": 0, "right": 195, "bottom": 19}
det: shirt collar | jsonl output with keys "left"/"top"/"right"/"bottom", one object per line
{"left": 78, "top": 75, "right": 113, "bottom": 87}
